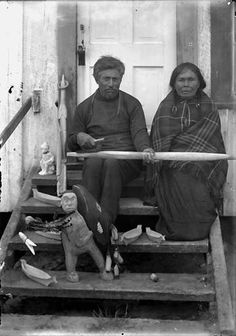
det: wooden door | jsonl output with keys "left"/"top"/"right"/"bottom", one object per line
{"left": 77, "top": 1, "right": 176, "bottom": 129}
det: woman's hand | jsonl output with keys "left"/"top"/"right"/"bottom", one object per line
{"left": 142, "top": 147, "right": 156, "bottom": 164}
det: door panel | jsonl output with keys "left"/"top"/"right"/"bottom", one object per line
{"left": 77, "top": 1, "right": 176, "bottom": 129}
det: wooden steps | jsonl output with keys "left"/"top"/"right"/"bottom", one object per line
{"left": 0, "top": 314, "right": 218, "bottom": 335}
{"left": 1, "top": 167, "right": 234, "bottom": 335}
{"left": 1, "top": 270, "right": 214, "bottom": 302}
{"left": 32, "top": 170, "right": 144, "bottom": 187}
{"left": 32, "top": 170, "right": 144, "bottom": 197}
{"left": 20, "top": 197, "right": 159, "bottom": 215}
{"left": 8, "top": 230, "right": 209, "bottom": 254}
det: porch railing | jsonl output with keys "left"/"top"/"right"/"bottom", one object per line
{"left": 0, "top": 97, "right": 32, "bottom": 149}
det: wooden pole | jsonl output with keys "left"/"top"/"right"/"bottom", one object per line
{"left": 0, "top": 97, "right": 32, "bottom": 150}
{"left": 56, "top": 75, "right": 69, "bottom": 196}
{"left": 210, "top": 216, "right": 235, "bottom": 334}
{"left": 67, "top": 151, "right": 233, "bottom": 161}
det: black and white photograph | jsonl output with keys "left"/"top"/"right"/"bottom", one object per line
{"left": 0, "top": 1, "right": 235, "bottom": 335}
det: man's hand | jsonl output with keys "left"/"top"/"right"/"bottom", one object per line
{"left": 142, "top": 147, "right": 156, "bottom": 164}
{"left": 77, "top": 132, "right": 96, "bottom": 149}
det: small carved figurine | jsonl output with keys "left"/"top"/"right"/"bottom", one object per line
{"left": 60, "top": 191, "right": 114, "bottom": 282}
{"left": 39, "top": 142, "right": 55, "bottom": 175}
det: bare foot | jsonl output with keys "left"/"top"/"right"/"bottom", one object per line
{"left": 100, "top": 270, "right": 114, "bottom": 281}
{"left": 67, "top": 271, "right": 79, "bottom": 282}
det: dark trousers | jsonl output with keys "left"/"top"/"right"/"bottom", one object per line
{"left": 82, "top": 158, "right": 142, "bottom": 223}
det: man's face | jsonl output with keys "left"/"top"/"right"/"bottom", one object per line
{"left": 96, "top": 69, "right": 122, "bottom": 100}
{"left": 174, "top": 69, "right": 200, "bottom": 99}
{"left": 61, "top": 192, "right": 78, "bottom": 213}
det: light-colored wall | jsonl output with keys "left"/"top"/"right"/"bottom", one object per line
{"left": 0, "top": 2, "right": 23, "bottom": 212}
{"left": 22, "top": 1, "right": 58, "bottom": 172}
{"left": 197, "top": 0, "right": 211, "bottom": 95}
{"left": 0, "top": 1, "right": 59, "bottom": 212}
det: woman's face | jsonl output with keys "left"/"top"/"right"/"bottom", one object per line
{"left": 174, "top": 69, "right": 200, "bottom": 99}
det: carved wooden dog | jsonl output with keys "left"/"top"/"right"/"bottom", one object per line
{"left": 61, "top": 191, "right": 113, "bottom": 282}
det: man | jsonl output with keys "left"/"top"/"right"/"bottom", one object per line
{"left": 68, "top": 56, "right": 153, "bottom": 227}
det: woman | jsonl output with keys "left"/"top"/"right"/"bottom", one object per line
{"left": 147, "top": 62, "right": 228, "bottom": 241}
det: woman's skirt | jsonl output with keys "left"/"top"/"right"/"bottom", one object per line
{"left": 155, "top": 168, "right": 217, "bottom": 241}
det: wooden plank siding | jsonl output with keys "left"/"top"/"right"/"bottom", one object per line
{"left": 22, "top": 1, "right": 59, "bottom": 176}
{"left": 0, "top": 2, "right": 24, "bottom": 212}
{"left": 56, "top": 2, "right": 77, "bottom": 132}
{"left": 176, "top": 1, "right": 198, "bottom": 65}
{"left": 211, "top": 0, "right": 235, "bottom": 109}
{"left": 210, "top": 2, "right": 236, "bottom": 214}
{"left": 219, "top": 109, "right": 236, "bottom": 216}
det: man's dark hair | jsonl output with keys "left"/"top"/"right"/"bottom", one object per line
{"left": 169, "top": 62, "right": 206, "bottom": 90}
{"left": 93, "top": 56, "right": 125, "bottom": 81}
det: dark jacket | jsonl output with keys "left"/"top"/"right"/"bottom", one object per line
{"left": 68, "top": 90, "right": 150, "bottom": 152}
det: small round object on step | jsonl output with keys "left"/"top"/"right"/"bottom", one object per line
{"left": 150, "top": 273, "right": 159, "bottom": 282}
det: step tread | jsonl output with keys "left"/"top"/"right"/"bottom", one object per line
{"left": 1, "top": 314, "right": 218, "bottom": 335}
{"left": 9, "top": 231, "right": 209, "bottom": 253}
{"left": 1, "top": 270, "right": 215, "bottom": 301}
{"left": 21, "top": 197, "right": 159, "bottom": 215}
{"left": 32, "top": 170, "right": 144, "bottom": 187}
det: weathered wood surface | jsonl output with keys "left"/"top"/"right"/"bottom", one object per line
{"left": 0, "top": 2, "right": 24, "bottom": 212}
{"left": 22, "top": 1, "right": 59, "bottom": 170}
{"left": 20, "top": 197, "right": 159, "bottom": 216}
{"left": 2, "top": 270, "right": 215, "bottom": 302}
{"left": 0, "top": 314, "right": 218, "bottom": 335}
{"left": 0, "top": 97, "right": 32, "bottom": 149}
{"left": 0, "top": 163, "right": 38, "bottom": 265}
{"left": 209, "top": 216, "right": 235, "bottom": 334}
{"left": 8, "top": 231, "right": 209, "bottom": 254}
{"left": 32, "top": 170, "right": 144, "bottom": 187}
{"left": 57, "top": 1, "right": 77, "bottom": 128}
{"left": 176, "top": 0, "right": 198, "bottom": 65}
{"left": 219, "top": 109, "right": 236, "bottom": 216}
{"left": 211, "top": 1, "right": 234, "bottom": 108}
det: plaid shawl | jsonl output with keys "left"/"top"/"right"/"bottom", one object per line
{"left": 147, "top": 90, "right": 228, "bottom": 207}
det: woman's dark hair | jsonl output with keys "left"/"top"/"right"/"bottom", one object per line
{"left": 93, "top": 56, "right": 125, "bottom": 81}
{"left": 169, "top": 62, "right": 206, "bottom": 90}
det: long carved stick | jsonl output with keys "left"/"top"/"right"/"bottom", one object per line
{"left": 56, "top": 75, "right": 69, "bottom": 196}
{"left": 67, "top": 151, "right": 233, "bottom": 161}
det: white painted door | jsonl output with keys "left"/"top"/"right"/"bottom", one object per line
{"left": 77, "top": 1, "right": 176, "bottom": 129}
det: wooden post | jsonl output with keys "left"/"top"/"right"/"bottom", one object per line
{"left": 176, "top": 1, "right": 198, "bottom": 64}
{"left": 210, "top": 216, "right": 235, "bottom": 334}
{"left": 56, "top": 75, "right": 69, "bottom": 196}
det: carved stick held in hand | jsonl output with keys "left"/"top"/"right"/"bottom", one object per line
{"left": 67, "top": 150, "right": 232, "bottom": 161}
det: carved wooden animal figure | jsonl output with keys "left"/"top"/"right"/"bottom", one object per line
{"left": 61, "top": 191, "right": 113, "bottom": 282}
